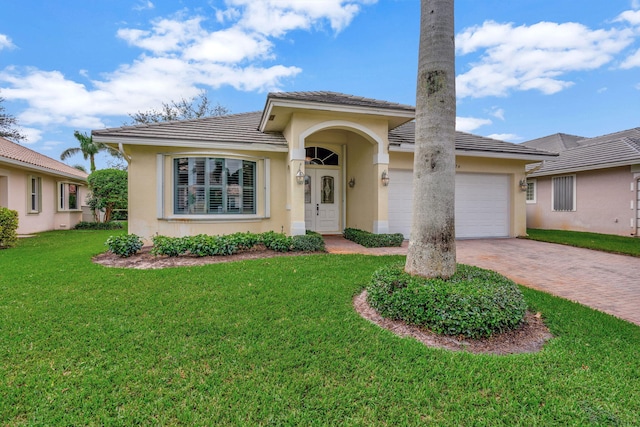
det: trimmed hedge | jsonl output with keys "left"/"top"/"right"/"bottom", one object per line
{"left": 142, "top": 231, "right": 325, "bottom": 258}
{"left": 343, "top": 228, "right": 404, "bottom": 248}
{"left": 74, "top": 221, "right": 124, "bottom": 230}
{"left": 0, "top": 207, "right": 19, "bottom": 249}
{"left": 366, "top": 263, "right": 527, "bottom": 338}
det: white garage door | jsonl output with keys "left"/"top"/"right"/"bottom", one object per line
{"left": 388, "top": 170, "right": 510, "bottom": 239}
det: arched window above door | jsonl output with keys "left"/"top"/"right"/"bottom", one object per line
{"left": 305, "top": 146, "right": 339, "bottom": 166}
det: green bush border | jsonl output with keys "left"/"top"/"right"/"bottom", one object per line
{"left": 106, "top": 234, "right": 143, "bottom": 258}
{"left": 366, "top": 263, "right": 527, "bottom": 338}
{"left": 0, "top": 207, "right": 19, "bottom": 249}
{"left": 343, "top": 228, "right": 404, "bottom": 248}
{"left": 74, "top": 221, "right": 124, "bottom": 230}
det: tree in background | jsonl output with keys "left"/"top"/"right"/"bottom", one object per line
{"left": 86, "top": 169, "right": 128, "bottom": 223}
{"left": 127, "top": 91, "right": 229, "bottom": 125}
{"left": 0, "top": 95, "right": 26, "bottom": 142}
{"left": 60, "top": 131, "right": 122, "bottom": 173}
{"left": 404, "top": 0, "right": 457, "bottom": 279}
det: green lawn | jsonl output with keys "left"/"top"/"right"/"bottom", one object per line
{"left": 525, "top": 228, "right": 640, "bottom": 257}
{"left": 1, "top": 230, "right": 639, "bottom": 425}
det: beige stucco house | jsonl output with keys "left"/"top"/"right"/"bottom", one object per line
{"left": 523, "top": 128, "right": 640, "bottom": 237}
{"left": 0, "top": 136, "right": 89, "bottom": 234}
{"left": 92, "top": 91, "right": 554, "bottom": 243}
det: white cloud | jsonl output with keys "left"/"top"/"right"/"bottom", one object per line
{"left": 0, "top": 34, "right": 15, "bottom": 50}
{"left": 616, "top": 9, "right": 640, "bottom": 25}
{"left": 456, "top": 116, "right": 492, "bottom": 132}
{"left": 621, "top": 47, "right": 640, "bottom": 68}
{"left": 486, "top": 133, "right": 520, "bottom": 142}
{"left": 489, "top": 107, "right": 505, "bottom": 120}
{"left": 456, "top": 20, "right": 635, "bottom": 98}
{"left": 133, "top": 0, "right": 154, "bottom": 11}
{"left": 1, "top": 1, "right": 374, "bottom": 129}
{"left": 597, "top": 87, "right": 608, "bottom": 93}
{"left": 19, "top": 127, "right": 43, "bottom": 144}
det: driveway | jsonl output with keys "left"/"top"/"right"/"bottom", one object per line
{"left": 324, "top": 236, "right": 640, "bottom": 326}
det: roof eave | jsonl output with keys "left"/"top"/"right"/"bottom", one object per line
{"left": 390, "top": 145, "right": 558, "bottom": 162}
{"left": 528, "top": 159, "right": 640, "bottom": 177}
{"left": 93, "top": 135, "right": 289, "bottom": 153}
{"left": 0, "top": 157, "right": 88, "bottom": 181}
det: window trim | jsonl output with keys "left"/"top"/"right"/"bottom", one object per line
{"left": 525, "top": 179, "right": 536, "bottom": 204}
{"left": 551, "top": 174, "right": 576, "bottom": 212}
{"left": 27, "top": 175, "right": 42, "bottom": 214}
{"left": 57, "top": 181, "right": 82, "bottom": 212}
{"left": 171, "top": 156, "right": 259, "bottom": 217}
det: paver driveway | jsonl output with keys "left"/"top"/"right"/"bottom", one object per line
{"left": 324, "top": 236, "right": 640, "bottom": 326}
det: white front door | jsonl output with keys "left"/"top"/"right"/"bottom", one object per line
{"left": 304, "top": 169, "right": 340, "bottom": 233}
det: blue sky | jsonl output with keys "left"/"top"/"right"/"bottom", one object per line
{"left": 1, "top": 0, "right": 639, "bottom": 170}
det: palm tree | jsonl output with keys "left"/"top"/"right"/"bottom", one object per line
{"left": 60, "top": 131, "right": 121, "bottom": 172}
{"left": 404, "top": 0, "right": 457, "bottom": 279}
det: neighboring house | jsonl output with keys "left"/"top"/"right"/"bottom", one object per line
{"left": 523, "top": 128, "right": 640, "bottom": 237}
{"left": 0, "top": 137, "right": 89, "bottom": 234}
{"left": 92, "top": 91, "right": 554, "bottom": 243}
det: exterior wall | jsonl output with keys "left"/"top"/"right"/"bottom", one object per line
{"left": 389, "top": 152, "right": 530, "bottom": 237}
{"left": 126, "top": 145, "right": 290, "bottom": 243}
{"left": 0, "top": 163, "right": 87, "bottom": 234}
{"left": 527, "top": 166, "right": 638, "bottom": 236}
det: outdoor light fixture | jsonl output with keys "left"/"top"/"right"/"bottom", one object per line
{"left": 348, "top": 177, "right": 356, "bottom": 188}
{"left": 519, "top": 179, "right": 528, "bottom": 192}
{"left": 296, "top": 164, "right": 305, "bottom": 185}
{"left": 381, "top": 170, "right": 390, "bottom": 186}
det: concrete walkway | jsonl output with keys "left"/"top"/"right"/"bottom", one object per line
{"left": 323, "top": 236, "right": 640, "bottom": 326}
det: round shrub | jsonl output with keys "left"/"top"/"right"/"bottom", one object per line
{"left": 367, "top": 263, "right": 527, "bottom": 338}
{"left": 0, "top": 207, "right": 19, "bottom": 249}
{"left": 105, "top": 234, "right": 143, "bottom": 258}
{"left": 292, "top": 231, "right": 325, "bottom": 252}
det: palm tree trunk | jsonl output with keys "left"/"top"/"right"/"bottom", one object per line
{"left": 405, "top": 0, "right": 457, "bottom": 279}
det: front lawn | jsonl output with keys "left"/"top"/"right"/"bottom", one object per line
{"left": 1, "top": 230, "right": 639, "bottom": 425}
{"left": 526, "top": 228, "right": 640, "bottom": 257}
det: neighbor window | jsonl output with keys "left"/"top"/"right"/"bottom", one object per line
{"left": 28, "top": 175, "right": 41, "bottom": 213}
{"left": 174, "top": 157, "right": 256, "bottom": 215}
{"left": 552, "top": 175, "right": 575, "bottom": 211}
{"left": 526, "top": 179, "right": 536, "bottom": 203}
{"left": 58, "top": 182, "right": 80, "bottom": 211}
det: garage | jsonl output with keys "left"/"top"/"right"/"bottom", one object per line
{"left": 388, "top": 170, "right": 510, "bottom": 239}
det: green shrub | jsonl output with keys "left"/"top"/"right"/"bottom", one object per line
{"left": 367, "top": 263, "right": 527, "bottom": 339}
{"left": 292, "top": 231, "right": 325, "bottom": 252}
{"left": 74, "top": 221, "right": 124, "bottom": 230}
{"left": 105, "top": 234, "right": 143, "bottom": 258}
{"left": 260, "top": 231, "right": 293, "bottom": 252}
{"left": 185, "top": 234, "right": 239, "bottom": 257}
{"left": 343, "top": 228, "right": 404, "bottom": 248}
{"left": 227, "top": 232, "right": 260, "bottom": 250}
{"left": 151, "top": 235, "right": 189, "bottom": 257}
{"left": 0, "top": 207, "right": 18, "bottom": 249}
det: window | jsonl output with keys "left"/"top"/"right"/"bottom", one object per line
{"left": 28, "top": 175, "right": 41, "bottom": 213}
{"left": 174, "top": 157, "right": 256, "bottom": 215}
{"left": 58, "top": 182, "right": 80, "bottom": 211}
{"left": 526, "top": 179, "right": 536, "bottom": 204}
{"left": 305, "top": 147, "right": 339, "bottom": 165}
{"left": 552, "top": 175, "right": 575, "bottom": 211}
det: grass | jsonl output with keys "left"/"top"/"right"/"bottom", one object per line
{"left": 1, "top": 230, "right": 639, "bottom": 425}
{"left": 525, "top": 228, "right": 640, "bottom": 257}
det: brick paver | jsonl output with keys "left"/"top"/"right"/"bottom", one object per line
{"left": 324, "top": 236, "right": 640, "bottom": 326}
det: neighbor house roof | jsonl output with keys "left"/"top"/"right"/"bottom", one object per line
{"left": 92, "top": 91, "right": 555, "bottom": 161}
{"left": 521, "top": 133, "right": 584, "bottom": 153}
{"left": 389, "top": 121, "right": 557, "bottom": 160}
{"left": 527, "top": 128, "right": 640, "bottom": 177}
{"left": 0, "top": 137, "right": 89, "bottom": 180}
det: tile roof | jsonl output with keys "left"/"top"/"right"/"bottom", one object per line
{"left": 265, "top": 91, "right": 415, "bottom": 113}
{"left": 93, "top": 111, "right": 287, "bottom": 146}
{"left": 0, "top": 137, "right": 88, "bottom": 180}
{"left": 528, "top": 134, "right": 640, "bottom": 177}
{"left": 521, "top": 133, "right": 584, "bottom": 153}
{"left": 389, "top": 121, "right": 557, "bottom": 158}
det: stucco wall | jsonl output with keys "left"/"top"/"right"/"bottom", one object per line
{"left": 0, "top": 164, "right": 87, "bottom": 234}
{"left": 389, "top": 152, "right": 530, "bottom": 237}
{"left": 527, "top": 166, "right": 637, "bottom": 236}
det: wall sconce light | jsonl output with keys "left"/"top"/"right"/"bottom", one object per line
{"left": 519, "top": 179, "right": 528, "bottom": 192}
{"left": 296, "top": 164, "right": 305, "bottom": 185}
{"left": 381, "top": 170, "right": 390, "bottom": 187}
{"left": 348, "top": 177, "right": 356, "bottom": 188}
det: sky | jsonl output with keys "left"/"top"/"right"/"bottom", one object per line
{"left": 1, "top": 0, "right": 639, "bottom": 170}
